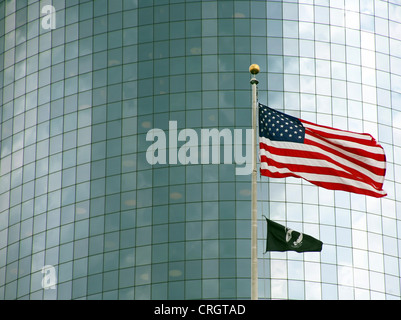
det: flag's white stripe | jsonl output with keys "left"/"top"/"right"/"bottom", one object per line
{"left": 302, "top": 121, "right": 375, "bottom": 142}
{"left": 260, "top": 148, "right": 349, "bottom": 173}
{"left": 260, "top": 162, "right": 386, "bottom": 196}
{"left": 259, "top": 146, "right": 384, "bottom": 185}
{"left": 305, "top": 134, "right": 386, "bottom": 170}
{"left": 260, "top": 136, "right": 386, "bottom": 180}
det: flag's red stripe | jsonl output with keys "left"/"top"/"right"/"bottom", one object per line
{"left": 260, "top": 168, "right": 385, "bottom": 198}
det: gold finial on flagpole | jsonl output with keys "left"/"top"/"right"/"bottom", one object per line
{"left": 249, "top": 64, "right": 260, "bottom": 75}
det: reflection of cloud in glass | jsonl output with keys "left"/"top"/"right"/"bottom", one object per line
{"left": 233, "top": 12, "right": 245, "bottom": 18}
{"left": 391, "top": 74, "right": 401, "bottom": 94}
{"left": 169, "top": 269, "right": 182, "bottom": 277}
{"left": 393, "top": 111, "right": 401, "bottom": 129}
{"left": 124, "top": 199, "right": 136, "bottom": 207}
{"left": 78, "top": 104, "right": 91, "bottom": 110}
{"left": 338, "top": 266, "right": 353, "bottom": 286}
{"left": 108, "top": 59, "right": 120, "bottom": 67}
{"left": 190, "top": 47, "right": 201, "bottom": 55}
{"left": 360, "top": 2, "right": 374, "bottom": 15}
{"left": 170, "top": 192, "right": 182, "bottom": 200}
{"left": 123, "top": 159, "right": 136, "bottom": 167}
{"left": 390, "top": 21, "right": 401, "bottom": 42}
{"left": 122, "top": 253, "right": 135, "bottom": 268}
{"left": 361, "top": 15, "right": 374, "bottom": 32}
{"left": 345, "top": 11, "right": 360, "bottom": 30}
{"left": 361, "top": 49, "right": 375, "bottom": 69}
{"left": 390, "top": 3, "right": 401, "bottom": 22}
{"left": 299, "top": 4, "right": 313, "bottom": 22}
{"left": 76, "top": 207, "right": 87, "bottom": 215}
{"left": 140, "top": 273, "right": 150, "bottom": 281}
{"left": 271, "top": 279, "right": 287, "bottom": 300}
{"left": 300, "top": 57, "right": 315, "bottom": 76}
{"left": 141, "top": 121, "right": 152, "bottom": 129}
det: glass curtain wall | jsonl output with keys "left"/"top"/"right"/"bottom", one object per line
{"left": 0, "top": 0, "right": 254, "bottom": 300}
{"left": 258, "top": 0, "right": 401, "bottom": 300}
{"left": 135, "top": 0, "right": 254, "bottom": 300}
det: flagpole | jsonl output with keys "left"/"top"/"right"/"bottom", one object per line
{"left": 249, "top": 64, "right": 260, "bottom": 300}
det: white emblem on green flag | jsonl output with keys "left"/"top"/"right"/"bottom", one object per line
{"left": 265, "top": 218, "right": 323, "bottom": 253}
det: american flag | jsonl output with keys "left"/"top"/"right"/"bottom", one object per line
{"left": 259, "top": 104, "right": 387, "bottom": 198}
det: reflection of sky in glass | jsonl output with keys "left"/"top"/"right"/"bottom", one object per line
{"left": 258, "top": 0, "right": 401, "bottom": 300}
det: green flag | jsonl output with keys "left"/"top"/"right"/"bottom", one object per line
{"left": 265, "top": 218, "right": 323, "bottom": 253}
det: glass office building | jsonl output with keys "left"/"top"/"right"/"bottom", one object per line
{"left": 0, "top": 0, "right": 400, "bottom": 300}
